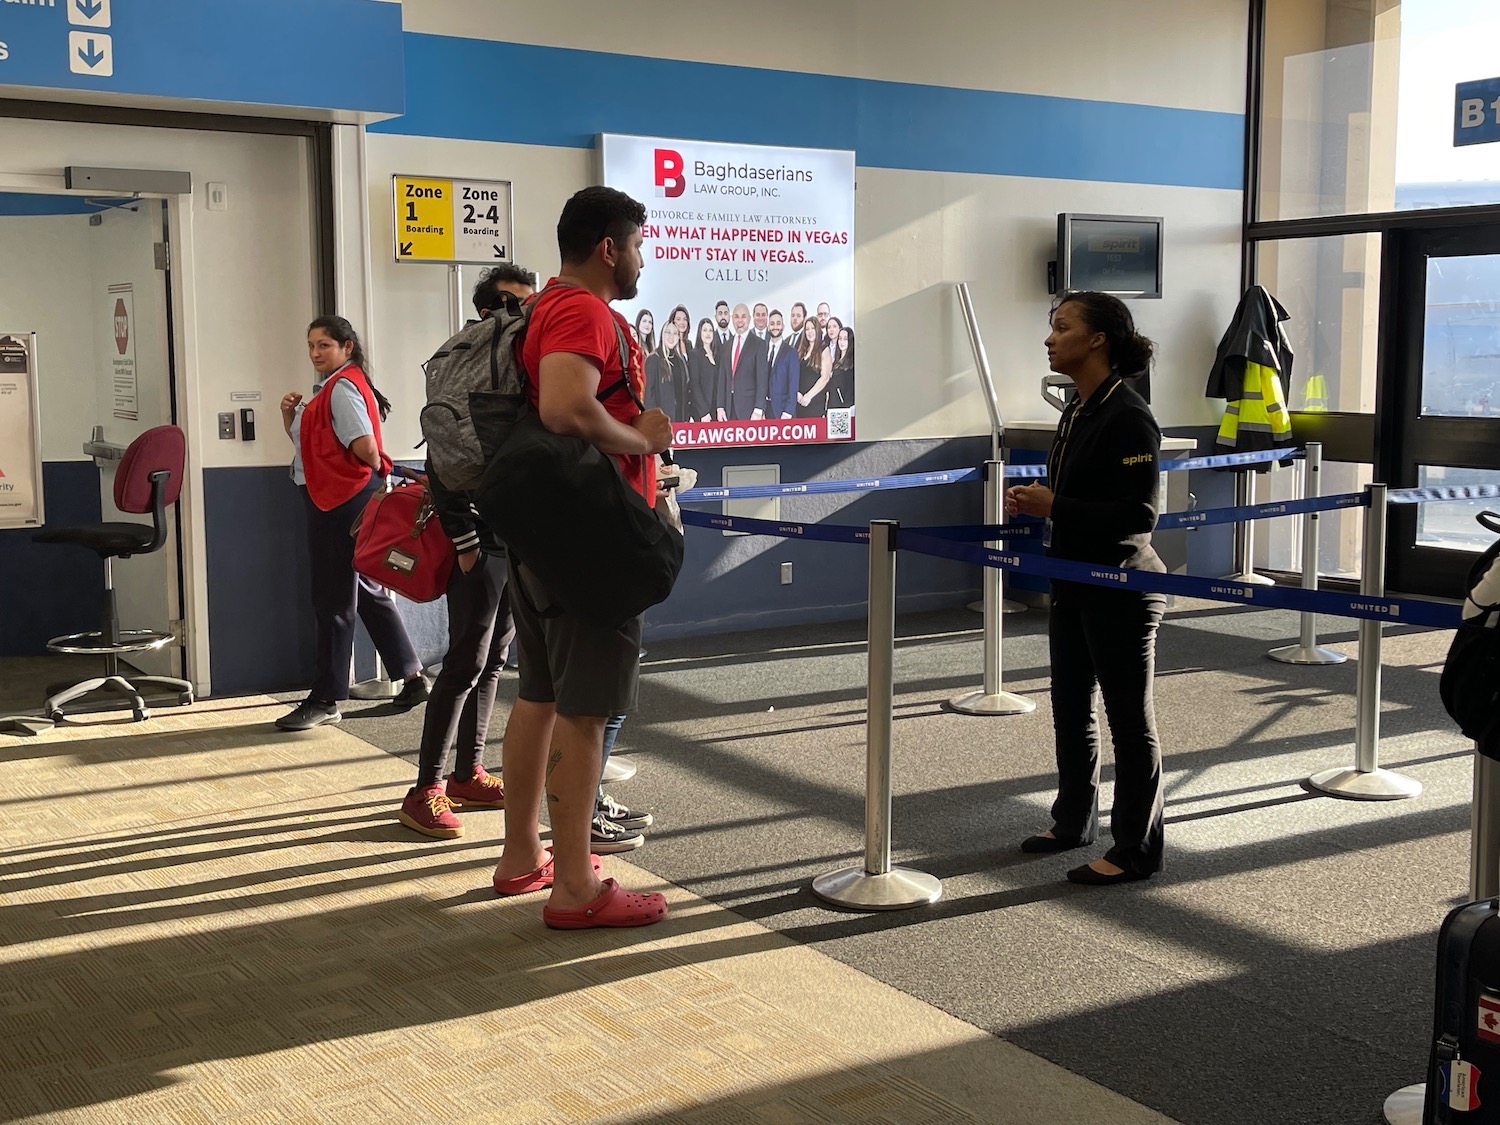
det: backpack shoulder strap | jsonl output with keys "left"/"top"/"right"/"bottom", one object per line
{"left": 596, "top": 320, "right": 643, "bottom": 411}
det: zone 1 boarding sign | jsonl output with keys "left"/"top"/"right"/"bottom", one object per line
{"left": 392, "top": 175, "right": 515, "bottom": 266}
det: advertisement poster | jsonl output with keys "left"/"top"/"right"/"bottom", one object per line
{"left": 0, "top": 333, "right": 43, "bottom": 528}
{"left": 599, "top": 134, "right": 856, "bottom": 450}
{"left": 108, "top": 282, "right": 138, "bottom": 422}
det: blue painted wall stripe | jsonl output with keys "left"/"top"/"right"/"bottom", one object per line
{"left": 372, "top": 35, "right": 1244, "bottom": 191}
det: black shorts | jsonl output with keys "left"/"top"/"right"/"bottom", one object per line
{"left": 510, "top": 562, "right": 642, "bottom": 717}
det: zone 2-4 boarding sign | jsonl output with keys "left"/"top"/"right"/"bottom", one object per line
{"left": 392, "top": 175, "right": 514, "bottom": 266}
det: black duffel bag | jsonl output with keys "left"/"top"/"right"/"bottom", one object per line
{"left": 470, "top": 313, "right": 683, "bottom": 632}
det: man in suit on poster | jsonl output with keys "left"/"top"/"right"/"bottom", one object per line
{"left": 714, "top": 300, "right": 732, "bottom": 346}
{"left": 715, "top": 302, "right": 768, "bottom": 421}
{"left": 788, "top": 302, "right": 808, "bottom": 342}
{"left": 752, "top": 303, "right": 769, "bottom": 339}
{"left": 766, "top": 309, "right": 799, "bottom": 420}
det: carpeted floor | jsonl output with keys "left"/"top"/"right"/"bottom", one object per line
{"left": 335, "top": 601, "right": 1473, "bottom": 1125}
{"left": 0, "top": 692, "right": 1172, "bottom": 1125}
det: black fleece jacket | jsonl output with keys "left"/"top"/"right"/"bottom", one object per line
{"left": 1046, "top": 375, "right": 1164, "bottom": 573}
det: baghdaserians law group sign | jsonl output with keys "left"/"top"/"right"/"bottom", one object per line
{"left": 597, "top": 134, "right": 856, "bottom": 449}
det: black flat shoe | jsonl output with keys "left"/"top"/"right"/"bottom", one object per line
{"left": 1065, "top": 863, "right": 1152, "bottom": 886}
{"left": 1020, "top": 832, "right": 1089, "bottom": 854}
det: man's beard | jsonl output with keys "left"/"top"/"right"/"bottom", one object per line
{"left": 614, "top": 261, "right": 639, "bottom": 301}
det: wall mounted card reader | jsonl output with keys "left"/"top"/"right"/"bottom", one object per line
{"left": 240, "top": 408, "right": 256, "bottom": 441}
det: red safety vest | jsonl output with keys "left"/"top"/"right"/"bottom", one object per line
{"left": 301, "top": 365, "right": 393, "bottom": 511}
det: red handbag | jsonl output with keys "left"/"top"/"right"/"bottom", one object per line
{"left": 350, "top": 468, "right": 455, "bottom": 602}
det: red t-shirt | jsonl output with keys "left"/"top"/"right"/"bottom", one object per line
{"left": 522, "top": 280, "right": 655, "bottom": 502}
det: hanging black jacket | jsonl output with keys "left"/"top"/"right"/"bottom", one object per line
{"left": 1205, "top": 285, "right": 1294, "bottom": 402}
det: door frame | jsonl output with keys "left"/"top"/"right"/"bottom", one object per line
{"left": 0, "top": 100, "right": 338, "bottom": 696}
{"left": 1379, "top": 224, "right": 1500, "bottom": 596}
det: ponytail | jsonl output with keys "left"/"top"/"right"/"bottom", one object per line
{"left": 307, "top": 315, "right": 391, "bottom": 421}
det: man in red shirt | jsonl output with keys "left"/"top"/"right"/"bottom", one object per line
{"left": 491, "top": 186, "right": 672, "bottom": 929}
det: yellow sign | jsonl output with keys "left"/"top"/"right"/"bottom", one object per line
{"left": 394, "top": 176, "right": 455, "bottom": 261}
{"left": 392, "top": 174, "right": 514, "bottom": 266}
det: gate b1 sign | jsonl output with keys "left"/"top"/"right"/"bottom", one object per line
{"left": 392, "top": 175, "right": 514, "bottom": 265}
{"left": 1455, "top": 77, "right": 1500, "bottom": 147}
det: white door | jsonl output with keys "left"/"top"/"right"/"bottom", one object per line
{"left": 88, "top": 199, "right": 180, "bottom": 676}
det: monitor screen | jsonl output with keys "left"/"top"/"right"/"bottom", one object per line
{"left": 1058, "top": 214, "right": 1163, "bottom": 299}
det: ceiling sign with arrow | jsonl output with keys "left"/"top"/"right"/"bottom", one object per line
{"left": 392, "top": 174, "right": 515, "bottom": 267}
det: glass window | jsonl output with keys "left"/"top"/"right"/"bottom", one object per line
{"left": 1257, "top": 460, "right": 1373, "bottom": 581}
{"left": 1421, "top": 254, "right": 1500, "bottom": 418}
{"left": 1415, "top": 465, "right": 1500, "bottom": 550}
{"left": 1260, "top": 0, "right": 1500, "bottom": 222}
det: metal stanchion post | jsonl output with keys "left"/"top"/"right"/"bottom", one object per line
{"left": 813, "top": 520, "right": 942, "bottom": 911}
{"left": 1472, "top": 744, "right": 1500, "bottom": 901}
{"left": 1270, "top": 443, "right": 1346, "bottom": 665}
{"left": 1225, "top": 469, "right": 1275, "bottom": 585}
{"left": 949, "top": 461, "right": 1035, "bottom": 716}
{"left": 956, "top": 282, "right": 1024, "bottom": 616}
{"left": 1381, "top": 743, "right": 1500, "bottom": 1125}
{"left": 1309, "top": 484, "right": 1422, "bottom": 800}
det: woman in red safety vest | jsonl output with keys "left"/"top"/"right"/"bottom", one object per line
{"left": 274, "top": 315, "right": 427, "bottom": 731}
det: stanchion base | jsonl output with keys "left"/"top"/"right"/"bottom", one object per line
{"left": 1267, "top": 644, "right": 1348, "bottom": 666}
{"left": 811, "top": 865, "right": 943, "bottom": 911}
{"left": 966, "top": 599, "right": 1027, "bottom": 615}
{"left": 1221, "top": 570, "right": 1277, "bottom": 586}
{"left": 601, "top": 756, "right": 637, "bottom": 783}
{"left": 946, "top": 690, "right": 1036, "bottom": 716}
{"left": 1308, "top": 766, "right": 1424, "bottom": 801}
{"left": 1382, "top": 1083, "right": 1424, "bottom": 1125}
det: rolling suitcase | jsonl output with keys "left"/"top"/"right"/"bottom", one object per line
{"left": 1424, "top": 899, "right": 1500, "bottom": 1122}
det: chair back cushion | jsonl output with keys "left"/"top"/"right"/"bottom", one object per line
{"left": 115, "top": 425, "right": 186, "bottom": 514}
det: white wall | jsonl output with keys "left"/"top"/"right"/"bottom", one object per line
{"left": 365, "top": 0, "right": 1248, "bottom": 452}
{"left": 0, "top": 119, "right": 320, "bottom": 470}
{"left": 399, "top": 0, "right": 1248, "bottom": 115}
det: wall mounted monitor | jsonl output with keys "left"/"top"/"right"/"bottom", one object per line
{"left": 1055, "top": 213, "right": 1163, "bottom": 299}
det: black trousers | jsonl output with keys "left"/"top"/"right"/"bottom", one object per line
{"left": 304, "top": 483, "right": 420, "bottom": 702}
{"left": 1048, "top": 581, "right": 1166, "bottom": 875}
{"left": 415, "top": 552, "right": 514, "bottom": 786}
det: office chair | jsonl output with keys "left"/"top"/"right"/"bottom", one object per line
{"left": 33, "top": 424, "right": 195, "bottom": 721}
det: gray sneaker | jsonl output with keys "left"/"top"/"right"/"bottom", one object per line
{"left": 275, "top": 699, "right": 341, "bottom": 731}
{"left": 597, "top": 794, "right": 654, "bottom": 831}
{"left": 589, "top": 814, "right": 645, "bottom": 853}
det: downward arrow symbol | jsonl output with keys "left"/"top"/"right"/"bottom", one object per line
{"left": 399, "top": 242, "right": 414, "bottom": 256}
{"left": 76, "top": 0, "right": 103, "bottom": 18}
{"left": 78, "top": 38, "right": 105, "bottom": 67}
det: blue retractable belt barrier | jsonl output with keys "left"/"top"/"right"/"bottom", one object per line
{"left": 678, "top": 467, "right": 979, "bottom": 503}
{"left": 678, "top": 508, "right": 870, "bottom": 543}
{"left": 1156, "top": 490, "right": 1367, "bottom": 531}
{"left": 897, "top": 530, "right": 1459, "bottom": 629}
{"left": 678, "top": 447, "right": 1300, "bottom": 501}
{"left": 1388, "top": 484, "right": 1500, "bottom": 505}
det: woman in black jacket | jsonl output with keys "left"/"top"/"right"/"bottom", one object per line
{"left": 686, "top": 317, "right": 718, "bottom": 422}
{"left": 1005, "top": 290, "right": 1166, "bottom": 885}
{"left": 829, "top": 325, "right": 855, "bottom": 411}
{"left": 644, "top": 321, "right": 686, "bottom": 420}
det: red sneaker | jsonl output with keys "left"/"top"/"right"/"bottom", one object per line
{"left": 398, "top": 783, "right": 464, "bottom": 839}
{"left": 446, "top": 764, "right": 505, "bottom": 808}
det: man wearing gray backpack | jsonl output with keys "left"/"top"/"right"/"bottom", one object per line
{"left": 398, "top": 263, "right": 536, "bottom": 839}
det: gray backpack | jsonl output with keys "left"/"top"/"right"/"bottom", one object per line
{"left": 417, "top": 293, "right": 532, "bottom": 490}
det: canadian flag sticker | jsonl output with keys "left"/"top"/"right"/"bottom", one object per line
{"left": 1480, "top": 993, "right": 1500, "bottom": 1044}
